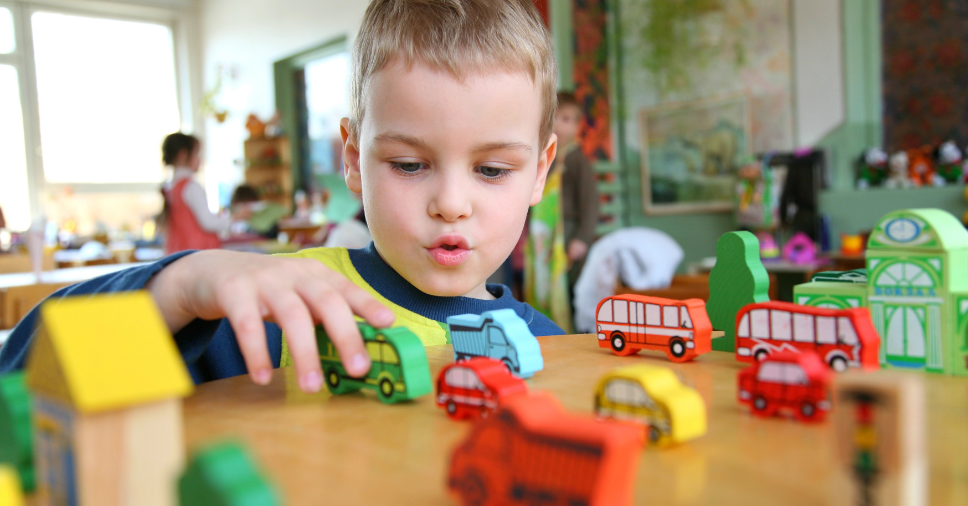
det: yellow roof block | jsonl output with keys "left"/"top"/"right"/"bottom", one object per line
{"left": 26, "top": 292, "right": 193, "bottom": 413}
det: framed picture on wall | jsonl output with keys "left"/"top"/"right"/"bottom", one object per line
{"left": 638, "top": 93, "right": 752, "bottom": 215}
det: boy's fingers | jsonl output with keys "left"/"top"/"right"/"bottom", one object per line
{"left": 331, "top": 276, "right": 395, "bottom": 328}
{"left": 218, "top": 286, "right": 273, "bottom": 386}
{"left": 264, "top": 292, "right": 323, "bottom": 393}
{"left": 298, "top": 285, "right": 371, "bottom": 378}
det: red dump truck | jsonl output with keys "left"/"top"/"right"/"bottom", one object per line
{"left": 447, "top": 392, "right": 643, "bottom": 506}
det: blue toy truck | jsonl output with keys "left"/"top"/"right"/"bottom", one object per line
{"left": 447, "top": 309, "right": 544, "bottom": 379}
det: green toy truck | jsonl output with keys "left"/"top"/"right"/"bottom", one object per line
{"left": 317, "top": 323, "right": 432, "bottom": 404}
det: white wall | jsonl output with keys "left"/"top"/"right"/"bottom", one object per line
{"left": 199, "top": 0, "right": 369, "bottom": 203}
{"left": 792, "top": 0, "right": 845, "bottom": 147}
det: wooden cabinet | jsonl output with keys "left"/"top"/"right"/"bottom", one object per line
{"left": 244, "top": 136, "right": 292, "bottom": 210}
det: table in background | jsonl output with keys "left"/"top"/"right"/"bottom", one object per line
{"left": 0, "top": 263, "right": 145, "bottom": 329}
{"left": 696, "top": 258, "right": 830, "bottom": 302}
{"left": 183, "top": 335, "right": 968, "bottom": 506}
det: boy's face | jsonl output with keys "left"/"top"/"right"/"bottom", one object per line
{"left": 554, "top": 103, "right": 582, "bottom": 147}
{"left": 341, "top": 60, "right": 556, "bottom": 299}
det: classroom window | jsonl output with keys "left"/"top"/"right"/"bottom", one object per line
{"left": 0, "top": 7, "right": 13, "bottom": 53}
{"left": 31, "top": 11, "right": 179, "bottom": 184}
{"left": 0, "top": 64, "right": 30, "bottom": 231}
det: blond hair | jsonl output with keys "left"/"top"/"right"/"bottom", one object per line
{"left": 350, "top": 0, "right": 558, "bottom": 146}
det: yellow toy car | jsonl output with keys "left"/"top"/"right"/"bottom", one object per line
{"left": 593, "top": 364, "right": 706, "bottom": 446}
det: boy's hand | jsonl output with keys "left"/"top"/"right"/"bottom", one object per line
{"left": 146, "top": 250, "right": 395, "bottom": 393}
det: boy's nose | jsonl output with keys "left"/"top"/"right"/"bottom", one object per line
{"left": 428, "top": 173, "right": 472, "bottom": 222}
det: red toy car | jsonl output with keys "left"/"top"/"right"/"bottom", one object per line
{"left": 737, "top": 351, "right": 832, "bottom": 422}
{"left": 436, "top": 357, "right": 528, "bottom": 420}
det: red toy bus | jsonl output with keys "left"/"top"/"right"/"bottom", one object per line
{"left": 734, "top": 301, "right": 880, "bottom": 371}
{"left": 447, "top": 392, "right": 643, "bottom": 506}
{"left": 737, "top": 351, "right": 832, "bottom": 422}
{"left": 436, "top": 357, "right": 528, "bottom": 420}
{"left": 595, "top": 295, "right": 713, "bottom": 362}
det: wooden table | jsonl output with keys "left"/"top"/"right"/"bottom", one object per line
{"left": 183, "top": 335, "right": 968, "bottom": 506}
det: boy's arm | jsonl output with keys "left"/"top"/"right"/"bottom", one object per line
{"left": 0, "top": 250, "right": 197, "bottom": 373}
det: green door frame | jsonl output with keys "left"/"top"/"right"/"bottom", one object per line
{"left": 273, "top": 36, "right": 350, "bottom": 192}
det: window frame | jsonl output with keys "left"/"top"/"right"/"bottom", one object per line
{"left": 2, "top": 0, "right": 198, "bottom": 226}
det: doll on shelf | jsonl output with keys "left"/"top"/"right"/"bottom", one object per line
{"left": 935, "top": 141, "right": 963, "bottom": 184}
{"left": 907, "top": 146, "right": 943, "bottom": 187}
{"left": 885, "top": 151, "right": 913, "bottom": 189}
{"left": 856, "top": 147, "right": 887, "bottom": 189}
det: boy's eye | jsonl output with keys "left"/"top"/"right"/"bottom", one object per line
{"left": 391, "top": 162, "right": 425, "bottom": 173}
{"left": 476, "top": 165, "right": 509, "bottom": 179}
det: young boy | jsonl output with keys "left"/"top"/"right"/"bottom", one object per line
{"left": 0, "top": 0, "right": 563, "bottom": 394}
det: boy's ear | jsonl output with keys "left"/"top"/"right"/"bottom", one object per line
{"left": 341, "top": 117, "right": 362, "bottom": 194}
{"left": 530, "top": 133, "right": 558, "bottom": 206}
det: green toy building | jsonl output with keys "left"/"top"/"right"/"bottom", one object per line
{"left": 795, "top": 209, "right": 968, "bottom": 375}
{"left": 0, "top": 372, "right": 33, "bottom": 491}
{"left": 707, "top": 231, "right": 771, "bottom": 352}
{"left": 179, "top": 441, "right": 281, "bottom": 506}
{"left": 794, "top": 270, "right": 868, "bottom": 310}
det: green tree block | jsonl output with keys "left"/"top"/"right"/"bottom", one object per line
{"left": 0, "top": 372, "right": 33, "bottom": 491}
{"left": 707, "top": 232, "right": 770, "bottom": 351}
{"left": 179, "top": 441, "right": 281, "bottom": 506}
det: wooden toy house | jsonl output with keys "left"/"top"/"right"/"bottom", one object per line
{"left": 25, "top": 292, "right": 194, "bottom": 506}
{"left": 795, "top": 209, "right": 968, "bottom": 375}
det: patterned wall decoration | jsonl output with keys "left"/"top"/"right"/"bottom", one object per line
{"left": 882, "top": 0, "right": 968, "bottom": 150}
{"left": 572, "top": 0, "right": 613, "bottom": 161}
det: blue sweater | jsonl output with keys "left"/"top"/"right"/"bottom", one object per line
{"left": 0, "top": 244, "right": 563, "bottom": 383}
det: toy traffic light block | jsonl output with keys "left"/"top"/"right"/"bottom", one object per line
{"left": 25, "top": 292, "right": 194, "bottom": 506}
{"left": 0, "top": 464, "right": 24, "bottom": 506}
{"left": 834, "top": 372, "right": 925, "bottom": 506}
{"left": 733, "top": 301, "right": 880, "bottom": 372}
{"left": 436, "top": 357, "right": 528, "bottom": 420}
{"left": 447, "top": 391, "right": 643, "bottom": 506}
{"left": 707, "top": 232, "right": 770, "bottom": 352}
{"left": 317, "top": 322, "right": 432, "bottom": 404}
{"left": 0, "top": 372, "right": 33, "bottom": 491}
{"left": 448, "top": 309, "right": 544, "bottom": 378}
{"left": 738, "top": 351, "right": 832, "bottom": 422}
{"left": 594, "top": 295, "right": 713, "bottom": 362}
{"left": 594, "top": 364, "right": 706, "bottom": 446}
{"left": 179, "top": 441, "right": 281, "bottom": 506}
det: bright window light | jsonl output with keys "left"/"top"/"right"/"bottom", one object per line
{"left": 304, "top": 52, "right": 350, "bottom": 175}
{"left": 0, "top": 8, "right": 13, "bottom": 54}
{"left": 0, "top": 65, "right": 30, "bottom": 231}
{"left": 31, "top": 12, "right": 180, "bottom": 184}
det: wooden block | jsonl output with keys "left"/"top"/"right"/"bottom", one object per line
{"left": 0, "top": 372, "right": 33, "bottom": 491}
{"left": 594, "top": 295, "right": 713, "bottom": 363}
{"left": 794, "top": 281, "right": 868, "bottom": 310}
{"left": 707, "top": 232, "right": 770, "bottom": 352}
{"left": 447, "top": 391, "right": 643, "bottom": 506}
{"left": 0, "top": 464, "right": 24, "bottom": 506}
{"left": 317, "top": 322, "right": 432, "bottom": 403}
{"left": 448, "top": 309, "right": 544, "bottom": 378}
{"left": 1, "top": 283, "right": 71, "bottom": 330}
{"left": 179, "top": 441, "right": 281, "bottom": 506}
{"left": 833, "top": 372, "right": 925, "bottom": 506}
{"left": 594, "top": 364, "right": 707, "bottom": 446}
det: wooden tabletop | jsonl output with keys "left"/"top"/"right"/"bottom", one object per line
{"left": 183, "top": 334, "right": 968, "bottom": 506}
{"left": 0, "top": 263, "right": 145, "bottom": 290}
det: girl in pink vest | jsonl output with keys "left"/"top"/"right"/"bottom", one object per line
{"left": 160, "top": 133, "right": 230, "bottom": 254}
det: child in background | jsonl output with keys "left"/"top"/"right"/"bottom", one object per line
{"left": 160, "top": 133, "right": 231, "bottom": 254}
{"left": 553, "top": 92, "right": 599, "bottom": 295}
{"left": 0, "top": 0, "right": 563, "bottom": 394}
{"left": 230, "top": 185, "right": 286, "bottom": 238}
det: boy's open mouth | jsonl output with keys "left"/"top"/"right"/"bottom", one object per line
{"left": 427, "top": 234, "right": 472, "bottom": 267}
